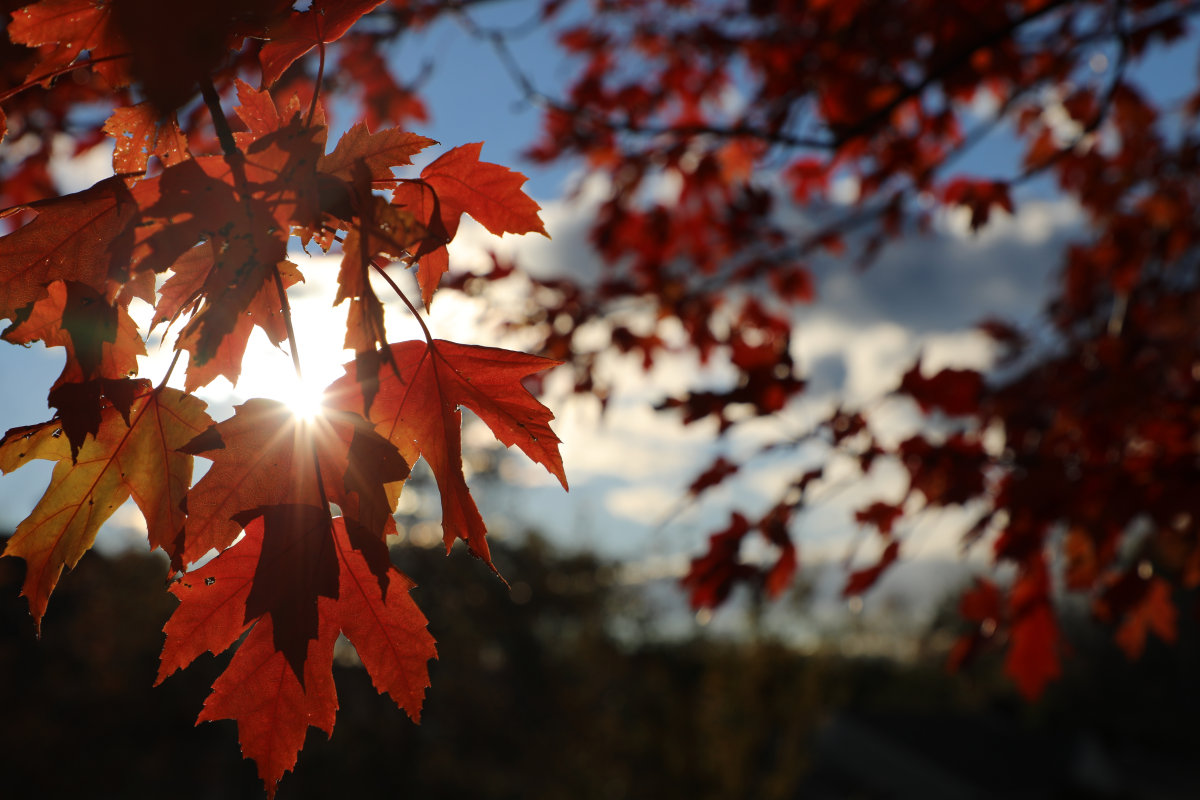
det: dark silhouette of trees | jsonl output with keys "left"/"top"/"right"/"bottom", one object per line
{"left": 4, "top": 533, "right": 1199, "bottom": 798}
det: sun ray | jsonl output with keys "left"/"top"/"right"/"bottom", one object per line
{"left": 279, "top": 373, "right": 328, "bottom": 421}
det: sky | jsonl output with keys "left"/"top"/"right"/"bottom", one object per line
{"left": 0, "top": 2, "right": 1196, "bottom": 632}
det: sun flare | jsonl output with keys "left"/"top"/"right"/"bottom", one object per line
{"left": 222, "top": 285, "right": 353, "bottom": 421}
{"left": 283, "top": 377, "right": 328, "bottom": 421}
{"left": 233, "top": 332, "right": 341, "bottom": 422}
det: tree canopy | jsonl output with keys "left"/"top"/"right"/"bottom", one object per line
{"left": 1, "top": 0, "right": 1198, "bottom": 793}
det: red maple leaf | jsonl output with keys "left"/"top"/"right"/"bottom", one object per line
{"left": 1005, "top": 562, "right": 1061, "bottom": 700}
{"left": 897, "top": 361, "right": 984, "bottom": 417}
{"left": 328, "top": 339, "right": 565, "bottom": 568}
{"left": 683, "top": 512, "right": 754, "bottom": 609}
{"left": 319, "top": 122, "right": 436, "bottom": 184}
{"left": 391, "top": 143, "right": 548, "bottom": 306}
{"left": 259, "top": 0, "right": 387, "bottom": 88}
{"left": 7, "top": 0, "right": 131, "bottom": 89}
{"left": 159, "top": 514, "right": 435, "bottom": 796}
{"left": 843, "top": 540, "right": 901, "bottom": 597}
{"left": 686, "top": 455, "right": 740, "bottom": 496}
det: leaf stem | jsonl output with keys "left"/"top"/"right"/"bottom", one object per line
{"left": 372, "top": 262, "right": 434, "bottom": 344}
{"left": 306, "top": 15, "right": 326, "bottom": 127}
{"left": 272, "top": 267, "right": 305, "bottom": 380}
{"left": 156, "top": 349, "right": 182, "bottom": 391}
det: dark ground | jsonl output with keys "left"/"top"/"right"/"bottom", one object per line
{"left": 1, "top": 535, "right": 1197, "bottom": 799}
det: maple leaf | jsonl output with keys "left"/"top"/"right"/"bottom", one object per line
{"left": 854, "top": 502, "right": 904, "bottom": 536}
{"left": 1006, "top": 603, "right": 1061, "bottom": 700}
{"left": 236, "top": 504, "right": 340, "bottom": 676}
{"left": 3, "top": 280, "right": 149, "bottom": 455}
{"left": 683, "top": 512, "right": 754, "bottom": 609}
{"left": 2, "top": 279, "right": 145, "bottom": 387}
{"left": 1096, "top": 573, "right": 1179, "bottom": 660}
{"left": 199, "top": 610, "right": 339, "bottom": 797}
{"left": 0, "top": 177, "right": 138, "bottom": 320}
{"left": 898, "top": 361, "right": 984, "bottom": 417}
{"left": 1005, "top": 563, "right": 1061, "bottom": 700}
{"left": 42, "top": 378, "right": 141, "bottom": 460}
{"left": 259, "top": 0, "right": 388, "bottom": 88}
{"left": 150, "top": 245, "right": 214, "bottom": 331}
{"left": 940, "top": 177, "right": 1015, "bottom": 231}
{"left": 330, "top": 517, "right": 435, "bottom": 718}
{"left": 946, "top": 578, "right": 1003, "bottom": 674}
{"left": 129, "top": 86, "right": 324, "bottom": 365}
{"left": 7, "top": 0, "right": 130, "bottom": 89}
{"left": 328, "top": 339, "right": 565, "bottom": 567}
{"left": 157, "top": 516, "right": 262, "bottom": 683}
{"left": 333, "top": 192, "right": 429, "bottom": 363}
{"left": 0, "top": 386, "right": 212, "bottom": 626}
{"left": 335, "top": 196, "right": 422, "bottom": 306}
{"left": 155, "top": 249, "right": 304, "bottom": 391}
{"left": 1113, "top": 577, "right": 1178, "bottom": 660}
{"left": 10, "top": 0, "right": 287, "bottom": 111}
{"left": 759, "top": 502, "right": 798, "bottom": 599}
{"left": 159, "top": 514, "right": 434, "bottom": 796}
{"left": 102, "top": 102, "right": 191, "bottom": 178}
{"left": 898, "top": 433, "right": 988, "bottom": 507}
{"left": 176, "top": 398, "right": 409, "bottom": 568}
{"left": 391, "top": 143, "right": 548, "bottom": 306}
{"left": 843, "top": 540, "right": 900, "bottom": 597}
{"left": 229, "top": 81, "right": 327, "bottom": 231}
{"left": 133, "top": 157, "right": 292, "bottom": 366}
{"left": 319, "top": 122, "right": 437, "bottom": 184}
{"left": 686, "top": 455, "right": 739, "bottom": 496}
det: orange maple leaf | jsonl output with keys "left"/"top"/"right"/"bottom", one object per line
{"left": 1113, "top": 577, "right": 1178, "bottom": 660}
{"left": 319, "top": 122, "right": 436, "bottom": 184}
{"left": 0, "top": 177, "right": 138, "bottom": 320}
{"left": 102, "top": 102, "right": 191, "bottom": 178}
{"left": 0, "top": 386, "right": 213, "bottom": 627}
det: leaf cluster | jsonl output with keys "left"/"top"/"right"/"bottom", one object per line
{"left": 0, "top": 1, "right": 563, "bottom": 793}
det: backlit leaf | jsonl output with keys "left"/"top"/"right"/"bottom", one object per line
{"left": 328, "top": 339, "right": 564, "bottom": 567}
{"left": 0, "top": 386, "right": 212, "bottom": 626}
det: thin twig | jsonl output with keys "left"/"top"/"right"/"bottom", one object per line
{"left": 0, "top": 53, "right": 131, "bottom": 103}
{"left": 198, "top": 78, "right": 239, "bottom": 165}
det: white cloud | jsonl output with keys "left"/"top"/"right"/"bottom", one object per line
{"left": 49, "top": 134, "right": 115, "bottom": 194}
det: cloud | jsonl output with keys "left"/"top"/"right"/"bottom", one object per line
{"left": 49, "top": 134, "right": 116, "bottom": 194}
